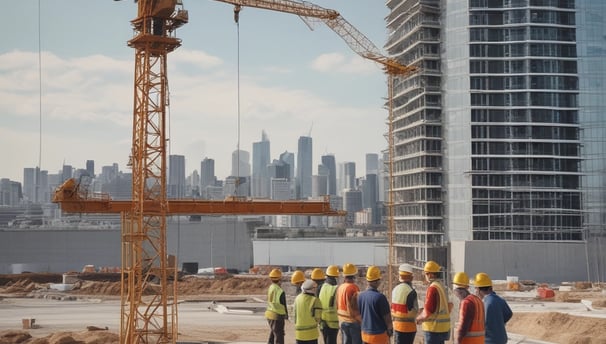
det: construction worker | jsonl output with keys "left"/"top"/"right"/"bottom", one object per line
{"left": 336, "top": 263, "right": 362, "bottom": 344}
{"left": 391, "top": 264, "right": 418, "bottom": 344}
{"left": 311, "top": 267, "right": 326, "bottom": 297}
{"left": 294, "top": 279, "right": 323, "bottom": 344}
{"left": 415, "top": 260, "right": 451, "bottom": 344}
{"left": 292, "top": 270, "right": 306, "bottom": 295}
{"left": 452, "top": 272, "right": 485, "bottom": 344}
{"left": 319, "top": 265, "right": 339, "bottom": 344}
{"left": 474, "top": 272, "right": 512, "bottom": 344}
{"left": 265, "top": 268, "right": 288, "bottom": 344}
{"left": 357, "top": 266, "right": 393, "bottom": 344}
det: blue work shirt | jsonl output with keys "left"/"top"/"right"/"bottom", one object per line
{"left": 484, "top": 291, "right": 513, "bottom": 344}
{"left": 357, "top": 286, "right": 391, "bottom": 334}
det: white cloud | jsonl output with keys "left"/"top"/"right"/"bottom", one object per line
{"left": 0, "top": 48, "right": 387, "bottom": 182}
{"left": 310, "top": 52, "right": 377, "bottom": 75}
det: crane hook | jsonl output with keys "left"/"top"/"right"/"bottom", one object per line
{"left": 233, "top": 5, "right": 241, "bottom": 24}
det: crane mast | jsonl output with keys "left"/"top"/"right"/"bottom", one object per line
{"left": 122, "top": 1, "right": 187, "bottom": 344}
{"left": 53, "top": 1, "right": 414, "bottom": 344}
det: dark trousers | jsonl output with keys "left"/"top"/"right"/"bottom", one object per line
{"left": 322, "top": 326, "right": 339, "bottom": 344}
{"left": 296, "top": 340, "right": 318, "bottom": 344}
{"left": 267, "top": 318, "right": 285, "bottom": 344}
{"left": 393, "top": 330, "right": 416, "bottom": 344}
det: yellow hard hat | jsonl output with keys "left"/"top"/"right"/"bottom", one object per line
{"left": 474, "top": 272, "right": 492, "bottom": 287}
{"left": 269, "top": 268, "right": 282, "bottom": 279}
{"left": 366, "top": 266, "right": 381, "bottom": 282}
{"left": 325, "top": 265, "right": 339, "bottom": 277}
{"left": 452, "top": 272, "right": 470, "bottom": 287}
{"left": 311, "top": 268, "right": 326, "bottom": 280}
{"left": 342, "top": 263, "right": 358, "bottom": 277}
{"left": 291, "top": 270, "right": 305, "bottom": 284}
{"left": 423, "top": 260, "right": 441, "bottom": 273}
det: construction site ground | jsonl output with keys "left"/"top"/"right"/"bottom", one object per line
{"left": 1, "top": 273, "right": 605, "bottom": 344}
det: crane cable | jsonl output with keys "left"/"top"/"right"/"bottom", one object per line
{"left": 234, "top": 5, "right": 242, "bottom": 196}
{"left": 37, "top": 0, "right": 43, "bottom": 203}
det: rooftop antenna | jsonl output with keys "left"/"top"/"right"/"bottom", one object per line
{"left": 307, "top": 122, "right": 313, "bottom": 137}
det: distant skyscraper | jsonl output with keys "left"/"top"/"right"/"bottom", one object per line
{"left": 343, "top": 189, "right": 363, "bottom": 226}
{"left": 363, "top": 174, "right": 379, "bottom": 224}
{"left": 23, "top": 168, "right": 36, "bottom": 203}
{"left": 168, "top": 155, "right": 186, "bottom": 198}
{"left": 200, "top": 157, "right": 216, "bottom": 198}
{"left": 270, "top": 178, "right": 291, "bottom": 201}
{"left": 296, "top": 136, "right": 313, "bottom": 199}
{"left": 231, "top": 149, "right": 250, "bottom": 177}
{"left": 279, "top": 151, "right": 295, "bottom": 181}
{"left": 321, "top": 154, "right": 337, "bottom": 195}
{"left": 61, "top": 165, "right": 73, "bottom": 184}
{"left": 312, "top": 175, "right": 328, "bottom": 197}
{"left": 339, "top": 162, "right": 356, "bottom": 192}
{"left": 268, "top": 159, "right": 290, "bottom": 180}
{"left": 365, "top": 153, "right": 379, "bottom": 175}
{"left": 252, "top": 131, "right": 271, "bottom": 198}
{"left": 0, "top": 178, "right": 21, "bottom": 206}
{"left": 86, "top": 160, "right": 95, "bottom": 178}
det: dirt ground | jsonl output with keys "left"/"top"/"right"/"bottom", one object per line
{"left": 1, "top": 273, "right": 606, "bottom": 344}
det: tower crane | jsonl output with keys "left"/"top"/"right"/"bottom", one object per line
{"left": 52, "top": 1, "right": 414, "bottom": 344}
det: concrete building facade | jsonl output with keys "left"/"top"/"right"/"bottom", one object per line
{"left": 385, "top": 0, "right": 605, "bottom": 281}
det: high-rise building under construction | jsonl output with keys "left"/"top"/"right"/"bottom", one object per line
{"left": 385, "top": 0, "right": 605, "bottom": 281}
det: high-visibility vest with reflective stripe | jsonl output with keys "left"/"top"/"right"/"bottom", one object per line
{"left": 391, "top": 282, "right": 418, "bottom": 333}
{"left": 294, "top": 293, "right": 322, "bottom": 341}
{"left": 319, "top": 283, "right": 339, "bottom": 329}
{"left": 265, "top": 283, "right": 286, "bottom": 320}
{"left": 460, "top": 294, "right": 485, "bottom": 344}
{"left": 421, "top": 281, "right": 450, "bottom": 333}
{"left": 336, "top": 282, "right": 360, "bottom": 323}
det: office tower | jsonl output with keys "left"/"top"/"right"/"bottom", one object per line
{"left": 296, "top": 136, "right": 313, "bottom": 199}
{"left": 252, "top": 131, "right": 271, "bottom": 198}
{"left": 279, "top": 151, "right": 295, "bottom": 180}
{"left": 271, "top": 178, "right": 291, "bottom": 201}
{"left": 268, "top": 159, "right": 290, "bottom": 180}
{"left": 61, "top": 165, "right": 73, "bottom": 184}
{"left": 321, "top": 154, "right": 337, "bottom": 195}
{"left": 200, "top": 157, "right": 216, "bottom": 199}
{"left": 312, "top": 175, "right": 328, "bottom": 197}
{"left": 224, "top": 176, "right": 249, "bottom": 197}
{"left": 188, "top": 170, "right": 200, "bottom": 197}
{"left": 231, "top": 149, "right": 251, "bottom": 177}
{"left": 385, "top": 0, "right": 604, "bottom": 281}
{"left": 23, "top": 168, "right": 36, "bottom": 203}
{"left": 363, "top": 173, "right": 379, "bottom": 224}
{"left": 365, "top": 153, "right": 379, "bottom": 175}
{"left": 0, "top": 179, "right": 21, "bottom": 206}
{"left": 86, "top": 160, "right": 95, "bottom": 178}
{"left": 343, "top": 189, "right": 363, "bottom": 226}
{"left": 339, "top": 162, "right": 356, "bottom": 192}
{"left": 168, "top": 155, "right": 186, "bottom": 198}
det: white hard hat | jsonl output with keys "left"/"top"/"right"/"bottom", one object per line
{"left": 398, "top": 264, "right": 414, "bottom": 275}
{"left": 301, "top": 279, "right": 317, "bottom": 292}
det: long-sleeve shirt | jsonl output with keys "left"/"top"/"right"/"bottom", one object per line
{"left": 483, "top": 292, "right": 512, "bottom": 344}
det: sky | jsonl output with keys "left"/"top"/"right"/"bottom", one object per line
{"left": 0, "top": 0, "right": 391, "bottom": 184}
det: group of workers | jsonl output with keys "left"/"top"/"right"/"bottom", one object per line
{"left": 265, "top": 261, "right": 512, "bottom": 344}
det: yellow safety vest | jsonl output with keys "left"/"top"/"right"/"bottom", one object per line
{"left": 265, "top": 283, "right": 286, "bottom": 320}
{"left": 294, "top": 293, "right": 322, "bottom": 341}
{"left": 422, "top": 280, "right": 450, "bottom": 333}
{"left": 391, "top": 282, "right": 418, "bottom": 333}
{"left": 319, "top": 283, "right": 339, "bottom": 329}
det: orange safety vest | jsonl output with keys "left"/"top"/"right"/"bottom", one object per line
{"left": 336, "top": 281, "right": 360, "bottom": 323}
{"left": 391, "top": 282, "right": 418, "bottom": 333}
{"left": 459, "top": 294, "right": 485, "bottom": 344}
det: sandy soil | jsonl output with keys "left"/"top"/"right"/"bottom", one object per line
{"left": 1, "top": 273, "right": 605, "bottom": 344}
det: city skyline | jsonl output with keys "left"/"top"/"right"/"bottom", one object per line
{"left": 0, "top": 1, "right": 390, "bottom": 184}
{"left": 5, "top": 134, "right": 383, "bottom": 187}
